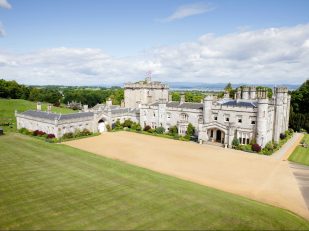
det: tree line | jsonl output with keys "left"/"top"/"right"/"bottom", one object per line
{"left": 0, "top": 79, "right": 124, "bottom": 107}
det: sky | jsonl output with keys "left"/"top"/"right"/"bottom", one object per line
{"left": 0, "top": 0, "right": 309, "bottom": 86}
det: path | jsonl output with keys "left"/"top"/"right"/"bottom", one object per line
{"left": 65, "top": 132, "right": 309, "bottom": 220}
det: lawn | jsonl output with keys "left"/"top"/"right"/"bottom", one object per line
{"left": 289, "top": 134, "right": 309, "bottom": 166}
{"left": 0, "top": 133, "right": 308, "bottom": 230}
{"left": 0, "top": 98, "right": 74, "bottom": 132}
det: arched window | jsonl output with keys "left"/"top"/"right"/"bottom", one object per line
{"left": 180, "top": 113, "right": 189, "bottom": 121}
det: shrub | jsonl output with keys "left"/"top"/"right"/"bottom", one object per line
{"left": 135, "top": 124, "right": 142, "bottom": 132}
{"left": 143, "top": 125, "right": 151, "bottom": 132}
{"left": 264, "top": 141, "right": 274, "bottom": 152}
{"left": 186, "top": 123, "right": 195, "bottom": 136}
{"left": 280, "top": 133, "right": 286, "bottom": 140}
{"left": 252, "top": 143, "right": 261, "bottom": 153}
{"left": 114, "top": 119, "right": 122, "bottom": 130}
{"left": 122, "top": 119, "right": 133, "bottom": 128}
{"left": 106, "top": 124, "right": 111, "bottom": 132}
{"left": 33, "top": 130, "right": 46, "bottom": 136}
{"left": 240, "top": 144, "right": 252, "bottom": 152}
{"left": 168, "top": 126, "right": 178, "bottom": 136}
{"left": 47, "top": 134, "right": 55, "bottom": 139}
{"left": 63, "top": 132, "right": 74, "bottom": 139}
{"left": 81, "top": 129, "right": 91, "bottom": 136}
{"left": 232, "top": 137, "right": 240, "bottom": 148}
{"left": 155, "top": 127, "right": 165, "bottom": 134}
{"left": 19, "top": 128, "right": 31, "bottom": 135}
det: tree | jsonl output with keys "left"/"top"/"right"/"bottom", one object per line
{"left": 224, "top": 83, "right": 233, "bottom": 92}
{"left": 186, "top": 123, "right": 195, "bottom": 136}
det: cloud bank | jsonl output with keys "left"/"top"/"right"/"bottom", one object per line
{"left": 0, "top": 0, "right": 11, "bottom": 9}
{"left": 160, "top": 2, "right": 214, "bottom": 22}
{"left": 1, "top": 24, "right": 309, "bottom": 86}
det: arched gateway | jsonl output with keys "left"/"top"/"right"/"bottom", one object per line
{"left": 98, "top": 118, "right": 107, "bottom": 133}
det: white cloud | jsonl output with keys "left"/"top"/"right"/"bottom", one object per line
{"left": 159, "top": 2, "right": 214, "bottom": 22}
{"left": 0, "top": 0, "right": 11, "bottom": 9}
{"left": 1, "top": 24, "right": 309, "bottom": 85}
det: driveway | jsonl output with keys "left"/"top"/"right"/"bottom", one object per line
{"left": 65, "top": 131, "right": 309, "bottom": 220}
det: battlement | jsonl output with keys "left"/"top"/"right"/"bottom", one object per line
{"left": 124, "top": 78, "right": 169, "bottom": 90}
{"left": 275, "top": 87, "right": 288, "bottom": 93}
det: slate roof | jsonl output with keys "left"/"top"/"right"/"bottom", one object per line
{"left": 20, "top": 110, "right": 94, "bottom": 121}
{"left": 220, "top": 100, "right": 257, "bottom": 108}
{"left": 150, "top": 101, "right": 203, "bottom": 110}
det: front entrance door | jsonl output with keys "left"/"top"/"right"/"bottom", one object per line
{"left": 216, "top": 130, "right": 222, "bottom": 143}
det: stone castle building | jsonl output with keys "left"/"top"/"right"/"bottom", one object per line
{"left": 16, "top": 77, "right": 290, "bottom": 148}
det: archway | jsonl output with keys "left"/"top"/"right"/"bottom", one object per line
{"left": 98, "top": 119, "right": 107, "bottom": 133}
{"left": 216, "top": 130, "right": 222, "bottom": 142}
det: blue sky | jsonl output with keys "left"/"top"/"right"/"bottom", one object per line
{"left": 0, "top": 0, "right": 309, "bottom": 85}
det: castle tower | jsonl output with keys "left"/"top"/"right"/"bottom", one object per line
{"left": 236, "top": 88, "right": 241, "bottom": 99}
{"left": 256, "top": 89, "right": 268, "bottom": 147}
{"left": 273, "top": 87, "right": 286, "bottom": 143}
{"left": 249, "top": 86, "right": 256, "bottom": 100}
{"left": 242, "top": 87, "right": 250, "bottom": 100}
{"left": 158, "top": 98, "right": 167, "bottom": 128}
{"left": 203, "top": 95, "right": 213, "bottom": 124}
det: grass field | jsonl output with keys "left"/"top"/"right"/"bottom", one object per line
{"left": 0, "top": 98, "right": 74, "bottom": 132}
{"left": 289, "top": 134, "right": 309, "bottom": 166}
{"left": 0, "top": 133, "right": 309, "bottom": 230}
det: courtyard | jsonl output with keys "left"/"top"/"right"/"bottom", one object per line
{"left": 65, "top": 131, "right": 309, "bottom": 220}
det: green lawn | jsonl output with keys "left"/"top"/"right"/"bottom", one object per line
{"left": 0, "top": 134, "right": 308, "bottom": 230}
{"left": 0, "top": 98, "right": 74, "bottom": 132}
{"left": 289, "top": 134, "right": 309, "bottom": 166}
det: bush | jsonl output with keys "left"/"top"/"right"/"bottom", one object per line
{"left": 135, "top": 124, "right": 142, "bottom": 132}
{"left": 155, "top": 127, "right": 165, "bottom": 134}
{"left": 280, "top": 133, "right": 286, "bottom": 140}
{"left": 63, "top": 132, "right": 74, "bottom": 139}
{"left": 240, "top": 144, "right": 252, "bottom": 152}
{"left": 19, "top": 128, "right": 31, "bottom": 135}
{"left": 143, "top": 125, "right": 151, "bottom": 132}
{"left": 32, "top": 130, "right": 46, "bottom": 136}
{"left": 81, "top": 129, "right": 91, "bottom": 136}
{"left": 168, "top": 126, "right": 178, "bottom": 136}
{"left": 122, "top": 119, "right": 133, "bottom": 128}
{"left": 252, "top": 143, "right": 261, "bottom": 153}
{"left": 264, "top": 141, "right": 274, "bottom": 151}
{"left": 47, "top": 134, "right": 55, "bottom": 139}
{"left": 114, "top": 119, "right": 122, "bottom": 130}
{"left": 186, "top": 123, "right": 195, "bottom": 136}
{"left": 232, "top": 137, "right": 240, "bottom": 148}
{"left": 106, "top": 124, "right": 111, "bottom": 132}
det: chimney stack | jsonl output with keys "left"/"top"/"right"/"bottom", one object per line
{"left": 180, "top": 93, "right": 185, "bottom": 103}
{"left": 47, "top": 104, "right": 52, "bottom": 113}
{"left": 37, "top": 102, "right": 42, "bottom": 111}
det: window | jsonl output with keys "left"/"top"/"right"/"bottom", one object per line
{"left": 214, "top": 116, "right": 218, "bottom": 121}
{"left": 242, "top": 138, "right": 246, "bottom": 144}
{"left": 167, "top": 113, "right": 171, "bottom": 119}
{"left": 238, "top": 118, "right": 242, "bottom": 123}
{"left": 181, "top": 113, "right": 189, "bottom": 121}
{"left": 198, "top": 115, "right": 203, "bottom": 123}
{"left": 247, "top": 138, "right": 250, "bottom": 144}
{"left": 153, "top": 112, "right": 156, "bottom": 117}
{"left": 251, "top": 120, "right": 256, "bottom": 125}
{"left": 225, "top": 117, "right": 229, "bottom": 122}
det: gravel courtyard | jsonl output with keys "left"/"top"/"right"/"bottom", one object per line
{"left": 65, "top": 131, "right": 309, "bottom": 220}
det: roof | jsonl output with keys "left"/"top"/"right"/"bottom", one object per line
{"left": 150, "top": 101, "right": 203, "bottom": 110}
{"left": 220, "top": 100, "right": 257, "bottom": 108}
{"left": 19, "top": 110, "right": 94, "bottom": 121}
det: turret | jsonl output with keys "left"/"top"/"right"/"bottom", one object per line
{"left": 203, "top": 95, "right": 213, "bottom": 124}
{"left": 242, "top": 86, "right": 250, "bottom": 100}
{"left": 249, "top": 86, "right": 256, "bottom": 99}
{"left": 256, "top": 91, "right": 268, "bottom": 147}
{"left": 273, "top": 87, "right": 288, "bottom": 143}
{"left": 158, "top": 98, "right": 167, "bottom": 128}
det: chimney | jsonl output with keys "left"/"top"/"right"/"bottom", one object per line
{"left": 106, "top": 98, "right": 112, "bottom": 107}
{"left": 37, "top": 102, "right": 42, "bottom": 111}
{"left": 180, "top": 93, "right": 185, "bottom": 103}
{"left": 47, "top": 104, "right": 52, "bottom": 113}
{"left": 168, "top": 94, "right": 173, "bottom": 102}
{"left": 83, "top": 105, "right": 89, "bottom": 112}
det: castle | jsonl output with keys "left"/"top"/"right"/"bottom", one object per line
{"left": 16, "top": 77, "right": 290, "bottom": 148}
